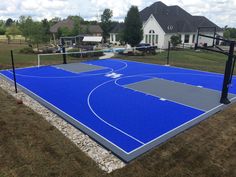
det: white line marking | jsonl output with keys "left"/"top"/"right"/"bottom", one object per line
{"left": 87, "top": 79, "right": 145, "bottom": 145}
{"left": 2, "top": 59, "right": 236, "bottom": 157}
{"left": 2, "top": 71, "right": 236, "bottom": 156}
{"left": 113, "top": 72, "right": 233, "bottom": 95}
{"left": 125, "top": 97, "right": 236, "bottom": 154}
{"left": 160, "top": 98, "right": 167, "bottom": 101}
{"left": 5, "top": 60, "right": 128, "bottom": 79}
{"left": 0, "top": 73, "right": 135, "bottom": 154}
{"left": 115, "top": 58, "right": 230, "bottom": 76}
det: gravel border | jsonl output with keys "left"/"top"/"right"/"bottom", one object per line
{"left": 0, "top": 77, "right": 126, "bottom": 173}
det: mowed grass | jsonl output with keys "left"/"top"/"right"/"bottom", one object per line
{"left": 117, "top": 49, "right": 228, "bottom": 74}
{"left": 0, "top": 43, "right": 236, "bottom": 176}
{"left": 0, "top": 43, "right": 38, "bottom": 70}
{"left": 0, "top": 43, "right": 101, "bottom": 70}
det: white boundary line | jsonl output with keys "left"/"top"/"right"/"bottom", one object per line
{"left": 112, "top": 58, "right": 229, "bottom": 76}
{"left": 3, "top": 68, "right": 235, "bottom": 147}
{"left": 0, "top": 73, "right": 134, "bottom": 154}
{"left": 2, "top": 59, "right": 236, "bottom": 157}
{"left": 126, "top": 96, "right": 236, "bottom": 154}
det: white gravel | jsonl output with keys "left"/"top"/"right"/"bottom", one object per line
{"left": 0, "top": 77, "right": 126, "bottom": 173}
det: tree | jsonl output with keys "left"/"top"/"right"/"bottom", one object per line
{"left": 57, "top": 27, "right": 72, "bottom": 37}
{"left": 5, "top": 18, "right": 14, "bottom": 27}
{"left": 30, "top": 22, "right": 43, "bottom": 46}
{"left": 71, "top": 17, "right": 82, "bottom": 36}
{"left": 224, "top": 30, "right": 230, "bottom": 39}
{"left": 19, "top": 16, "right": 50, "bottom": 49}
{"left": 0, "top": 27, "right": 6, "bottom": 35}
{"left": 68, "top": 15, "right": 84, "bottom": 23}
{"left": 101, "top": 8, "right": 113, "bottom": 43}
{"left": 49, "top": 17, "right": 61, "bottom": 25}
{"left": 41, "top": 19, "right": 51, "bottom": 43}
{"left": 18, "top": 16, "right": 34, "bottom": 40}
{"left": 5, "top": 24, "right": 21, "bottom": 39}
{"left": 170, "top": 35, "right": 181, "bottom": 48}
{"left": 224, "top": 27, "right": 236, "bottom": 39}
{"left": 123, "top": 6, "right": 143, "bottom": 46}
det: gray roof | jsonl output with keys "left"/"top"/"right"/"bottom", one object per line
{"left": 50, "top": 18, "right": 103, "bottom": 34}
{"left": 83, "top": 24, "right": 103, "bottom": 34}
{"left": 140, "top": 1, "right": 222, "bottom": 33}
{"left": 50, "top": 18, "right": 74, "bottom": 33}
{"left": 111, "top": 23, "right": 125, "bottom": 33}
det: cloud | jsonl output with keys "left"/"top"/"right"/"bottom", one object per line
{"left": 0, "top": 0, "right": 235, "bottom": 27}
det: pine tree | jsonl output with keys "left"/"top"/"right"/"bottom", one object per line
{"left": 123, "top": 6, "right": 143, "bottom": 46}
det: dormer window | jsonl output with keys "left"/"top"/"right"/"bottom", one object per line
{"left": 149, "top": 30, "right": 155, "bottom": 34}
{"left": 167, "top": 25, "right": 173, "bottom": 31}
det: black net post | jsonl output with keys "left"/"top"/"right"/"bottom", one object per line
{"left": 167, "top": 41, "right": 170, "bottom": 65}
{"left": 62, "top": 47, "right": 67, "bottom": 64}
{"left": 220, "top": 41, "right": 235, "bottom": 104}
{"left": 61, "top": 38, "right": 67, "bottom": 64}
{"left": 11, "top": 50, "right": 18, "bottom": 93}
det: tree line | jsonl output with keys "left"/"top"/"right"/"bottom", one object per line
{"left": 0, "top": 6, "right": 144, "bottom": 47}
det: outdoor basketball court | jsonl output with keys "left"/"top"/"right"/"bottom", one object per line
{"left": 1, "top": 58, "right": 236, "bottom": 161}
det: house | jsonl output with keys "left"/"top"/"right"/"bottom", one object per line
{"left": 109, "top": 23, "right": 124, "bottom": 45}
{"left": 110, "top": 1, "right": 223, "bottom": 49}
{"left": 50, "top": 18, "right": 103, "bottom": 44}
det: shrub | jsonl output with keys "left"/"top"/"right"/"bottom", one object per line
{"left": 69, "top": 51, "right": 104, "bottom": 58}
{"left": 19, "top": 47, "right": 34, "bottom": 54}
{"left": 67, "top": 48, "right": 104, "bottom": 58}
{"left": 170, "top": 35, "right": 182, "bottom": 48}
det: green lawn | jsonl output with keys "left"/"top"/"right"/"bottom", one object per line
{"left": 117, "top": 49, "right": 228, "bottom": 74}
{"left": 0, "top": 43, "right": 230, "bottom": 74}
{"left": 1, "top": 44, "right": 236, "bottom": 177}
{"left": 0, "top": 43, "right": 38, "bottom": 70}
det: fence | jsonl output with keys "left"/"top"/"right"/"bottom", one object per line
{"left": 0, "top": 39, "right": 27, "bottom": 45}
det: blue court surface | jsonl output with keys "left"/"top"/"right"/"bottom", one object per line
{"left": 1, "top": 58, "right": 236, "bottom": 161}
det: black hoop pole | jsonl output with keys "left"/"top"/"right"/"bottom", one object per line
{"left": 11, "top": 50, "right": 18, "bottom": 93}
{"left": 220, "top": 41, "right": 235, "bottom": 104}
{"left": 229, "top": 56, "right": 236, "bottom": 85}
{"left": 167, "top": 41, "right": 170, "bottom": 65}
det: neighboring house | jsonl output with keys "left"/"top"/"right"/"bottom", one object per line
{"left": 50, "top": 18, "right": 103, "bottom": 44}
{"left": 109, "top": 23, "right": 124, "bottom": 45}
{"left": 110, "top": 1, "right": 223, "bottom": 49}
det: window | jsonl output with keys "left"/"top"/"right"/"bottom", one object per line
{"left": 156, "top": 35, "right": 158, "bottom": 44}
{"left": 148, "top": 30, "right": 155, "bottom": 45}
{"left": 192, "top": 34, "right": 195, "bottom": 43}
{"left": 145, "top": 35, "right": 148, "bottom": 43}
{"left": 152, "top": 35, "right": 155, "bottom": 45}
{"left": 149, "top": 30, "right": 155, "bottom": 34}
{"left": 184, "top": 34, "right": 190, "bottom": 43}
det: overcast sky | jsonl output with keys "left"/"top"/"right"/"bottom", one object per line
{"left": 0, "top": 0, "right": 235, "bottom": 27}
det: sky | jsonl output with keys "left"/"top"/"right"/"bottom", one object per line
{"left": 0, "top": 0, "right": 236, "bottom": 27}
